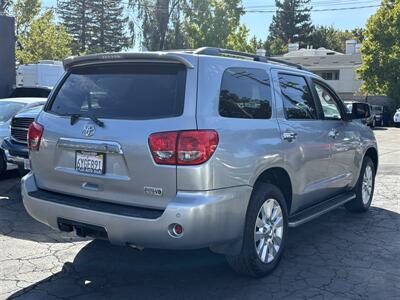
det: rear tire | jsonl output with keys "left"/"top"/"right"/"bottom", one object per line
{"left": 345, "top": 156, "right": 375, "bottom": 213}
{"left": 226, "top": 183, "right": 288, "bottom": 277}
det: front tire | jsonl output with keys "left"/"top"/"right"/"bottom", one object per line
{"left": 345, "top": 156, "right": 375, "bottom": 213}
{"left": 226, "top": 183, "right": 288, "bottom": 277}
{"left": 371, "top": 118, "right": 376, "bottom": 128}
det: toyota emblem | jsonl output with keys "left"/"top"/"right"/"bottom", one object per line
{"left": 82, "top": 124, "right": 96, "bottom": 137}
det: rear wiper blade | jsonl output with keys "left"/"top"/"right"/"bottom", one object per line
{"left": 70, "top": 114, "right": 105, "bottom": 128}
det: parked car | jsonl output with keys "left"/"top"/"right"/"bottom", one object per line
{"left": 0, "top": 98, "right": 46, "bottom": 176}
{"left": 394, "top": 109, "right": 400, "bottom": 127}
{"left": 9, "top": 86, "right": 52, "bottom": 98}
{"left": 371, "top": 105, "right": 384, "bottom": 127}
{"left": 1, "top": 104, "right": 44, "bottom": 171}
{"left": 21, "top": 49, "right": 378, "bottom": 277}
{"left": 345, "top": 101, "right": 375, "bottom": 127}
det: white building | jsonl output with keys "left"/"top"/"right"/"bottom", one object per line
{"left": 277, "top": 40, "right": 363, "bottom": 100}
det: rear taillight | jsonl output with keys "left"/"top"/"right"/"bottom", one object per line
{"left": 148, "top": 130, "right": 218, "bottom": 165}
{"left": 148, "top": 131, "right": 178, "bottom": 165}
{"left": 28, "top": 122, "right": 44, "bottom": 151}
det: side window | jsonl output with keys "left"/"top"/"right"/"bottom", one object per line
{"left": 219, "top": 68, "right": 272, "bottom": 119}
{"left": 278, "top": 74, "right": 317, "bottom": 120}
{"left": 314, "top": 82, "right": 342, "bottom": 120}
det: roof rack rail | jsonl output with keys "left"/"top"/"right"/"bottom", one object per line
{"left": 193, "top": 47, "right": 304, "bottom": 70}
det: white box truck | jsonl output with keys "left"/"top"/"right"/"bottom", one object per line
{"left": 16, "top": 60, "right": 64, "bottom": 88}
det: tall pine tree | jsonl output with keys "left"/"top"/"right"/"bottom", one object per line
{"left": 89, "top": 0, "right": 130, "bottom": 53}
{"left": 269, "top": 0, "right": 314, "bottom": 48}
{"left": 129, "top": 0, "right": 185, "bottom": 51}
{"left": 58, "top": 0, "right": 92, "bottom": 54}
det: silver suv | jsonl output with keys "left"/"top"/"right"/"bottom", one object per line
{"left": 21, "top": 48, "right": 378, "bottom": 277}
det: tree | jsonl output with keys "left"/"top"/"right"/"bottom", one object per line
{"left": 129, "top": 0, "right": 184, "bottom": 50}
{"left": 58, "top": 0, "right": 93, "bottom": 54}
{"left": 265, "top": 37, "right": 287, "bottom": 56}
{"left": 183, "top": 0, "right": 243, "bottom": 49}
{"left": 16, "top": 10, "right": 72, "bottom": 63}
{"left": 227, "top": 25, "right": 262, "bottom": 53}
{"left": 164, "top": 3, "right": 186, "bottom": 49}
{"left": 351, "top": 27, "right": 366, "bottom": 43}
{"left": 12, "top": 0, "right": 41, "bottom": 36}
{"left": 269, "top": 0, "right": 314, "bottom": 47}
{"left": 309, "top": 26, "right": 343, "bottom": 52}
{"left": 89, "top": 0, "right": 130, "bottom": 52}
{"left": 302, "top": 26, "right": 366, "bottom": 54}
{"left": 358, "top": 0, "right": 400, "bottom": 104}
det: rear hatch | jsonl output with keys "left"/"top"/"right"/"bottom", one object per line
{"left": 31, "top": 56, "right": 197, "bottom": 210}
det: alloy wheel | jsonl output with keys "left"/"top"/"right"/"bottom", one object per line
{"left": 254, "top": 198, "right": 284, "bottom": 263}
{"left": 362, "top": 165, "right": 373, "bottom": 205}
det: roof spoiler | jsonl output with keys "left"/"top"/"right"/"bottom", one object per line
{"left": 63, "top": 52, "right": 194, "bottom": 70}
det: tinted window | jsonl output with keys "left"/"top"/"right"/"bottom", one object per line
{"left": 48, "top": 64, "right": 186, "bottom": 119}
{"left": 279, "top": 74, "right": 317, "bottom": 120}
{"left": 219, "top": 68, "right": 272, "bottom": 119}
{"left": 314, "top": 83, "right": 342, "bottom": 120}
{"left": 10, "top": 87, "right": 51, "bottom": 98}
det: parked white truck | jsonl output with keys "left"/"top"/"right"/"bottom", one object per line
{"left": 16, "top": 60, "right": 64, "bottom": 88}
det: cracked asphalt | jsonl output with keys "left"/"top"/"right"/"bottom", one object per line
{"left": 1, "top": 128, "right": 399, "bottom": 300}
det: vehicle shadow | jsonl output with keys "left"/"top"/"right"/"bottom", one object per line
{"left": 8, "top": 206, "right": 400, "bottom": 300}
{"left": 0, "top": 171, "right": 86, "bottom": 244}
{"left": 373, "top": 127, "right": 388, "bottom": 131}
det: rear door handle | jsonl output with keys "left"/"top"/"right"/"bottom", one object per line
{"left": 282, "top": 131, "right": 297, "bottom": 142}
{"left": 328, "top": 129, "right": 339, "bottom": 139}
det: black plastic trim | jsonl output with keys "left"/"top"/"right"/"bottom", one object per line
{"left": 29, "top": 189, "right": 164, "bottom": 219}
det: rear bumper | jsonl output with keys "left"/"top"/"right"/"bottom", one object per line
{"left": 22, "top": 173, "right": 252, "bottom": 253}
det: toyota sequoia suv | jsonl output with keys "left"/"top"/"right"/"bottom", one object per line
{"left": 22, "top": 48, "right": 378, "bottom": 277}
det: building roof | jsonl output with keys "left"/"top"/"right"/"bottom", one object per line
{"left": 276, "top": 53, "right": 362, "bottom": 69}
{"left": 284, "top": 47, "right": 343, "bottom": 57}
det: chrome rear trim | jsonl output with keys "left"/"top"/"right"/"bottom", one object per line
{"left": 57, "top": 138, "right": 123, "bottom": 154}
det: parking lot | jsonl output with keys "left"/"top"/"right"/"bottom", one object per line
{"left": 0, "top": 128, "right": 399, "bottom": 300}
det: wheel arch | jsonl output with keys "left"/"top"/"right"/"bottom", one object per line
{"left": 253, "top": 167, "right": 293, "bottom": 214}
{"left": 365, "top": 147, "right": 378, "bottom": 172}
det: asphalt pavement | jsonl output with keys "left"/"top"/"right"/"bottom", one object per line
{"left": 1, "top": 128, "right": 399, "bottom": 300}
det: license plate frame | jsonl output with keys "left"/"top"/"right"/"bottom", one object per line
{"left": 75, "top": 151, "right": 105, "bottom": 175}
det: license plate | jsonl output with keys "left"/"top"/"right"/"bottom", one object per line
{"left": 75, "top": 151, "right": 105, "bottom": 175}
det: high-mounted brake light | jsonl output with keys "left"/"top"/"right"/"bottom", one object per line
{"left": 28, "top": 122, "right": 44, "bottom": 151}
{"left": 148, "top": 130, "right": 218, "bottom": 165}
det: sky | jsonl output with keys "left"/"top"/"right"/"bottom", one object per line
{"left": 241, "top": 0, "right": 380, "bottom": 40}
{"left": 41, "top": 0, "right": 380, "bottom": 41}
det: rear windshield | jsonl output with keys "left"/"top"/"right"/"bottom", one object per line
{"left": 10, "top": 88, "right": 51, "bottom": 98}
{"left": 47, "top": 63, "right": 186, "bottom": 119}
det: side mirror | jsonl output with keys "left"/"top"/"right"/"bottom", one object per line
{"left": 351, "top": 103, "right": 371, "bottom": 120}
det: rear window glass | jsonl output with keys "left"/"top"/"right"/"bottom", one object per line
{"left": 10, "top": 87, "right": 51, "bottom": 98}
{"left": 47, "top": 64, "right": 186, "bottom": 119}
{"left": 219, "top": 67, "right": 272, "bottom": 119}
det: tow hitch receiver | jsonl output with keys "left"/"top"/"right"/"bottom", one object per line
{"left": 58, "top": 218, "right": 108, "bottom": 240}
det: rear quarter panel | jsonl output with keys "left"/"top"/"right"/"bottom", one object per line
{"left": 178, "top": 56, "right": 284, "bottom": 191}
